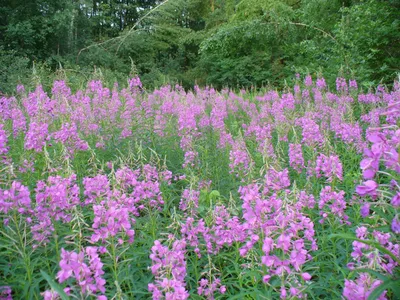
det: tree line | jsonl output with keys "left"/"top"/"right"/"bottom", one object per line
{"left": 1, "top": 0, "right": 399, "bottom": 93}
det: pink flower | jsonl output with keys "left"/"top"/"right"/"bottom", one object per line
{"left": 316, "top": 77, "right": 327, "bottom": 90}
{"left": 391, "top": 193, "right": 400, "bottom": 207}
{"left": 360, "top": 203, "right": 370, "bottom": 218}
{"left": 304, "top": 75, "right": 313, "bottom": 87}
{"left": 276, "top": 234, "right": 291, "bottom": 253}
{"left": 301, "top": 273, "right": 312, "bottom": 281}
{"left": 280, "top": 286, "right": 287, "bottom": 299}
{"left": 356, "top": 180, "right": 378, "bottom": 197}
{"left": 360, "top": 148, "right": 380, "bottom": 179}
{"left": 0, "top": 286, "right": 12, "bottom": 300}
{"left": 349, "top": 79, "right": 358, "bottom": 90}
{"left": 392, "top": 215, "right": 400, "bottom": 234}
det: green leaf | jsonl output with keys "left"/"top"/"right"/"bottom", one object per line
{"left": 354, "top": 269, "right": 388, "bottom": 282}
{"left": 390, "top": 279, "right": 400, "bottom": 299}
{"left": 209, "top": 190, "right": 220, "bottom": 200}
{"left": 329, "top": 234, "right": 400, "bottom": 265}
{"left": 367, "top": 279, "right": 398, "bottom": 300}
{"left": 40, "top": 270, "right": 69, "bottom": 300}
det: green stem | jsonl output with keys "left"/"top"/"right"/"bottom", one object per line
{"left": 150, "top": 211, "right": 157, "bottom": 240}
{"left": 110, "top": 238, "right": 119, "bottom": 284}
{"left": 194, "top": 253, "right": 199, "bottom": 281}
{"left": 13, "top": 213, "right": 32, "bottom": 285}
{"left": 53, "top": 222, "right": 60, "bottom": 259}
{"left": 235, "top": 242, "right": 243, "bottom": 289}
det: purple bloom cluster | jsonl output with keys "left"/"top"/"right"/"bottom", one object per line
{"left": 181, "top": 206, "right": 246, "bottom": 257}
{"left": 197, "top": 278, "right": 226, "bottom": 300}
{"left": 349, "top": 226, "right": 399, "bottom": 274}
{"left": 264, "top": 168, "right": 290, "bottom": 193}
{"left": 316, "top": 77, "right": 327, "bottom": 90}
{"left": 31, "top": 175, "right": 80, "bottom": 245}
{"left": 318, "top": 186, "right": 349, "bottom": 225}
{"left": 53, "top": 122, "right": 89, "bottom": 156}
{"left": 315, "top": 153, "right": 343, "bottom": 182}
{"left": 179, "top": 189, "right": 200, "bottom": 216}
{"left": 0, "top": 124, "right": 9, "bottom": 155}
{"left": 294, "top": 190, "right": 316, "bottom": 211}
{"left": 148, "top": 239, "right": 189, "bottom": 300}
{"left": 229, "top": 140, "right": 251, "bottom": 177}
{"left": 43, "top": 247, "right": 106, "bottom": 299}
{"left": 288, "top": 143, "right": 304, "bottom": 173}
{"left": 0, "top": 181, "right": 31, "bottom": 216}
{"left": 83, "top": 174, "right": 111, "bottom": 205}
{"left": 296, "top": 117, "right": 324, "bottom": 147}
{"left": 237, "top": 179, "right": 317, "bottom": 298}
{"left": 115, "top": 165, "right": 165, "bottom": 211}
{"left": 92, "top": 199, "right": 135, "bottom": 244}
{"left": 336, "top": 77, "right": 348, "bottom": 93}
{"left": 343, "top": 273, "right": 386, "bottom": 300}
{"left": 24, "top": 122, "right": 49, "bottom": 152}
{"left": 10, "top": 108, "right": 27, "bottom": 138}
{"left": 353, "top": 83, "right": 400, "bottom": 259}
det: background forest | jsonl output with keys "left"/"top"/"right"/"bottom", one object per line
{"left": 0, "top": 0, "right": 400, "bottom": 93}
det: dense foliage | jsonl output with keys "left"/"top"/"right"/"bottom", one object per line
{"left": 0, "top": 75, "right": 399, "bottom": 299}
{"left": 1, "top": 0, "right": 399, "bottom": 93}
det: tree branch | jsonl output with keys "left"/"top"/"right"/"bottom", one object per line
{"left": 76, "top": 0, "right": 170, "bottom": 63}
{"left": 116, "top": 0, "right": 171, "bottom": 53}
{"left": 263, "top": 21, "right": 337, "bottom": 43}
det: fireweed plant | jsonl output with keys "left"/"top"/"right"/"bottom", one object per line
{"left": 0, "top": 75, "right": 399, "bottom": 299}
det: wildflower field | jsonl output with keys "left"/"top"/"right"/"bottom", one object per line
{"left": 0, "top": 75, "right": 399, "bottom": 299}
